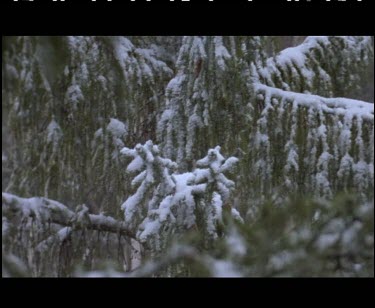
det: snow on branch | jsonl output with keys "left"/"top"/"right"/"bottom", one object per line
{"left": 253, "top": 36, "right": 373, "bottom": 98}
{"left": 2, "top": 192, "right": 136, "bottom": 239}
{"left": 120, "top": 141, "right": 177, "bottom": 231}
{"left": 120, "top": 141, "right": 242, "bottom": 253}
{"left": 255, "top": 83, "right": 374, "bottom": 121}
{"left": 194, "top": 146, "right": 243, "bottom": 240}
{"left": 112, "top": 36, "right": 173, "bottom": 87}
{"left": 248, "top": 83, "right": 374, "bottom": 200}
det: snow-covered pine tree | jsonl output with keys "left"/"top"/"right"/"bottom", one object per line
{"left": 193, "top": 146, "right": 242, "bottom": 246}
{"left": 2, "top": 36, "right": 176, "bottom": 215}
{"left": 157, "top": 36, "right": 374, "bottom": 215}
{"left": 157, "top": 36, "right": 270, "bottom": 171}
{"left": 249, "top": 36, "right": 374, "bottom": 204}
{"left": 120, "top": 141, "right": 241, "bottom": 255}
{"left": 120, "top": 141, "right": 177, "bottom": 252}
{"left": 253, "top": 36, "right": 373, "bottom": 100}
{"left": 2, "top": 36, "right": 374, "bottom": 277}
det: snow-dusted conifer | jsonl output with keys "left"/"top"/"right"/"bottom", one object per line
{"left": 253, "top": 36, "right": 373, "bottom": 100}
{"left": 193, "top": 146, "right": 242, "bottom": 244}
{"left": 2, "top": 36, "right": 374, "bottom": 277}
{"left": 157, "top": 36, "right": 268, "bottom": 171}
{"left": 120, "top": 142, "right": 241, "bottom": 253}
{"left": 120, "top": 141, "right": 177, "bottom": 249}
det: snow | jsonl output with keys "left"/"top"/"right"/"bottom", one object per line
{"left": 255, "top": 83, "right": 374, "bottom": 121}
{"left": 212, "top": 192, "right": 223, "bottom": 222}
{"left": 158, "top": 196, "right": 175, "bottom": 223}
{"left": 220, "top": 157, "right": 239, "bottom": 173}
{"left": 138, "top": 219, "right": 161, "bottom": 242}
{"left": 126, "top": 155, "right": 145, "bottom": 173}
{"left": 80, "top": 63, "right": 89, "bottom": 82}
{"left": 66, "top": 84, "right": 84, "bottom": 106}
{"left": 194, "top": 147, "right": 238, "bottom": 204}
{"left": 251, "top": 80, "right": 373, "bottom": 199}
{"left": 197, "top": 146, "right": 225, "bottom": 170}
{"left": 131, "top": 170, "right": 147, "bottom": 187}
{"left": 231, "top": 208, "right": 244, "bottom": 224}
{"left": 76, "top": 269, "right": 128, "bottom": 278}
{"left": 316, "top": 233, "right": 340, "bottom": 251}
{"left": 120, "top": 141, "right": 242, "bottom": 249}
{"left": 172, "top": 172, "right": 196, "bottom": 228}
{"left": 209, "top": 260, "right": 242, "bottom": 278}
{"left": 256, "top": 36, "right": 373, "bottom": 99}
{"left": 315, "top": 171, "right": 332, "bottom": 197}
{"left": 113, "top": 36, "right": 172, "bottom": 85}
{"left": 46, "top": 118, "right": 63, "bottom": 145}
{"left": 226, "top": 228, "right": 246, "bottom": 258}
{"left": 277, "top": 45, "right": 307, "bottom": 69}
{"left": 122, "top": 184, "right": 145, "bottom": 224}
{"left": 214, "top": 36, "right": 231, "bottom": 70}
{"left": 194, "top": 168, "right": 211, "bottom": 184}
{"left": 121, "top": 141, "right": 179, "bottom": 232}
{"left": 113, "top": 37, "right": 135, "bottom": 79}
{"left": 268, "top": 249, "right": 306, "bottom": 272}
{"left": 337, "top": 153, "right": 354, "bottom": 178}
{"left": 166, "top": 75, "right": 185, "bottom": 97}
{"left": 136, "top": 47, "right": 173, "bottom": 76}
{"left": 107, "top": 118, "right": 127, "bottom": 139}
{"left": 317, "top": 152, "right": 333, "bottom": 167}
{"left": 4, "top": 35, "right": 373, "bottom": 276}
{"left": 285, "top": 146, "right": 299, "bottom": 173}
{"left": 353, "top": 161, "right": 371, "bottom": 189}
{"left": 35, "top": 227, "right": 72, "bottom": 253}
{"left": 3, "top": 193, "right": 50, "bottom": 221}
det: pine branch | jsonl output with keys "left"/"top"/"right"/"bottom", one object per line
{"left": 254, "top": 83, "right": 374, "bottom": 122}
{"left": 2, "top": 192, "right": 136, "bottom": 239}
{"left": 254, "top": 36, "right": 373, "bottom": 99}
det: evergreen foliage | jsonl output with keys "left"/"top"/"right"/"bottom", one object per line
{"left": 2, "top": 36, "right": 374, "bottom": 277}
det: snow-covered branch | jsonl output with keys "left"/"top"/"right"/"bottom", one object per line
{"left": 253, "top": 36, "right": 373, "bottom": 99}
{"left": 254, "top": 83, "right": 374, "bottom": 121}
{"left": 2, "top": 192, "right": 136, "bottom": 239}
{"left": 120, "top": 142, "right": 242, "bottom": 253}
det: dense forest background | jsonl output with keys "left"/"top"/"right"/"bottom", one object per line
{"left": 2, "top": 36, "right": 374, "bottom": 277}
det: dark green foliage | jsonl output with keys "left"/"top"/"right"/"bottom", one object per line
{"left": 156, "top": 195, "right": 374, "bottom": 277}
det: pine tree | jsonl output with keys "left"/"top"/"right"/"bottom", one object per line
{"left": 157, "top": 36, "right": 374, "bottom": 213}
{"left": 120, "top": 141, "right": 241, "bottom": 255}
{"left": 2, "top": 36, "right": 175, "bottom": 214}
{"left": 2, "top": 36, "right": 373, "bottom": 277}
